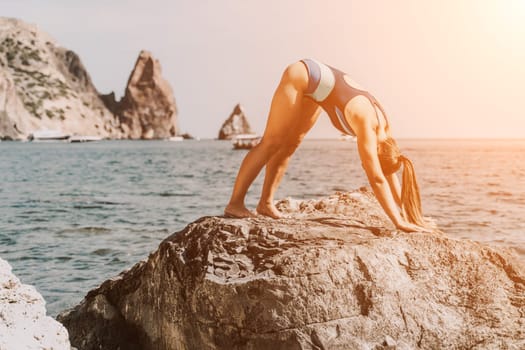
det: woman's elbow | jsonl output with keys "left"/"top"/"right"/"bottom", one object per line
{"left": 367, "top": 173, "right": 387, "bottom": 187}
{"left": 360, "top": 162, "right": 387, "bottom": 187}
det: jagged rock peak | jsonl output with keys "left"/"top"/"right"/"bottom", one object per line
{"left": 0, "top": 16, "right": 123, "bottom": 140}
{"left": 0, "top": 18, "right": 179, "bottom": 140}
{"left": 218, "top": 103, "right": 254, "bottom": 140}
{"left": 58, "top": 189, "right": 525, "bottom": 350}
{"left": 114, "top": 50, "right": 178, "bottom": 139}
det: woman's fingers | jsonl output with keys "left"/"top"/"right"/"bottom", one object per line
{"left": 397, "top": 220, "right": 434, "bottom": 233}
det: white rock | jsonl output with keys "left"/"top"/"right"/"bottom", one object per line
{"left": 0, "top": 257, "right": 70, "bottom": 350}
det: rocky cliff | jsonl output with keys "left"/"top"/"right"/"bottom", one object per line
{"left": 0, "top": 17, "right": 178, "bottom": 140}
{"left": 0, "top": 17, "right": 122, "bottom": 140}
{"left": 102, "top": 50, "right": 178, "bottom": 139}
{"left": 0, "top": 257, "right": 71, "bottom": 349}
{"left": 218, "top": 103, "right": 254, "bottom": 140}
{"left": 58, "top": 189, "right": 525, "bottom": 350}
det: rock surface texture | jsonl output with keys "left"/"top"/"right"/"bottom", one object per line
{"left": 104, "top": 50, "right": 178, "bottom": 139}
{"left": 0, "top": 257, "right": 71, "bottom": 350}
{"left": 59, "top": 189, "right": 525, "bottom": 350}
{"left": 218, "top": 103, "right": 254, "bottom": 140}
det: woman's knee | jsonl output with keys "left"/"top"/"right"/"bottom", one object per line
{"left": 259, "top": 136, "right": 302, "bottom": 157}
{"left": 282, "top": 137, "right": 303, "bottom": 155}
{"left": 280, "top": 61, "right": 309, "bottom": 92}
{"left": 259, "top": 137, "right": 283, "bottom": 154}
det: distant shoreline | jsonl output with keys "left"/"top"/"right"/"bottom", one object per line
{"left": 2, "top": 137, "right": 525, "bottom": 142}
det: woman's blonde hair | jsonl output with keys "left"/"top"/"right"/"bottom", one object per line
{"left": 377, "top": 137, "right": 426, "bottom": 226}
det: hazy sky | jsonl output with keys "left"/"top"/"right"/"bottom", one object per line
{"left": 3, "top": 0, "right": 525, "bottom": 138}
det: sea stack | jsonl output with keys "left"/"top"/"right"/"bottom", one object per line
{"left": 0, "top": 17, "right": 180, "bottom": 140}
{"left": 218, "top": 103, "right": 254, "bottom": 140}
{"left": 102, "top": 50, "right": 178, "bottom": 139}
{"left": 0, "top": 17, "right": 123, "bottom": 140}
{"left": 58, "top": 189, "right": 525, "bottom": 350}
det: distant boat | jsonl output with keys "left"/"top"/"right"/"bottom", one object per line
{"left": 69, "top": 135, "right": 103, "bottom": 143}
{"left": 167, "top": 136, "right": 184, "bottom": 142}
{"left": 232, "top": 134, "right": 261, "bottom": 150}
{"left": 29, "top": 129, "right": 70, "bottom": 142}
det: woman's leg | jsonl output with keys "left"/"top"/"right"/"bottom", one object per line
{"left": 256, "top": 99, "right": 321, "bottom": 218}
{"left": 224, "top": 62, "right": 310, "bottom": 218}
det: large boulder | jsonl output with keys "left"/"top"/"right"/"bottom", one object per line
{"left": 218, "top": 103, "right": 254, "bottom": 140}
{"left": 58, "top": 189, "right": 525, "bottom": 349}
{"left": 0, "top": 17, "right": 123, "bottom": 140}
{"left": 0, "top": 257, "right": 71, "bottom": 349}
{"left": 106, "top": 50, "right": 178, "bottom": 139}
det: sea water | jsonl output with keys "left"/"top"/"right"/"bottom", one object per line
{"left": 1, "top": 139, "right": 524, "bottom": 316}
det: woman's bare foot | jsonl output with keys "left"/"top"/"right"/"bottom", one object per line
{"left": 256, "top": 202, "right": 282, "bottom": 219}
{"left": 224, "top": 203, "right": 256, "bottom": 218}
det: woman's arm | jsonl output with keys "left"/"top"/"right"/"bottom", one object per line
{"left": 386, "top": 173, "right": 402, "bottom": 208}
{"left": 354, "top": 120, "right": 403, "bottom": 227}
{"left": 351, "top": 110, "right": 422, "bottom": 232}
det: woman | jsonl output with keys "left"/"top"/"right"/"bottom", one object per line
{"left": 224, "top": 59, "right": 428, "bottom": 233}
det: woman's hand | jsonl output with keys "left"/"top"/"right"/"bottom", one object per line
{"left": 395, "top": 219, "right": 432, "bottom": 233}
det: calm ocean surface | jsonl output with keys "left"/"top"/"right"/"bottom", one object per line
{"left": 1, "top": 139, "right": 524, "bottom": 316}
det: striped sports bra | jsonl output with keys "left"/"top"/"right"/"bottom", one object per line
{"left": 300, "top": 58, "right": 388, "bottom": 136}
